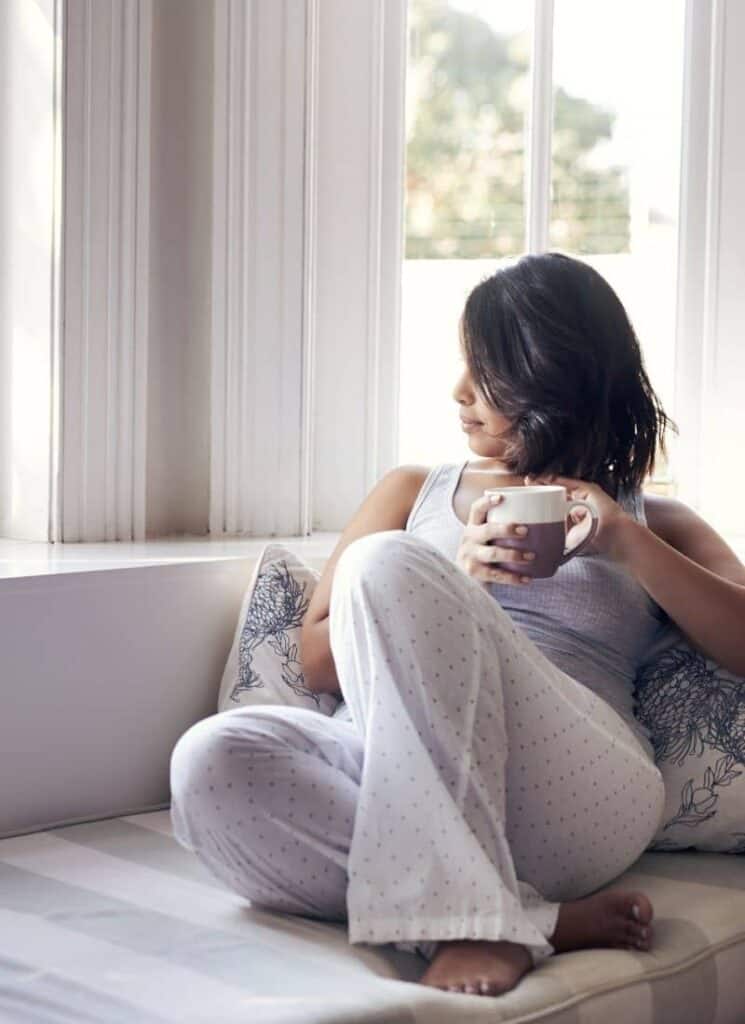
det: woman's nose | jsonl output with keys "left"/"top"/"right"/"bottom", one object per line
{"left": 452, "top": 367, "right": 474, "bottom": 404}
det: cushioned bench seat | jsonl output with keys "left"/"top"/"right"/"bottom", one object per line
{"left": 2, "top": 809, "right": 745, "bottom": 1022}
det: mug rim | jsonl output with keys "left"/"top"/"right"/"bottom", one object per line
{"left": 483, "top": 485, "right": 565, "bottom": 494}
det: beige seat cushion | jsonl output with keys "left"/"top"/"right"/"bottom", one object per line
{"left": 0, "top": 811, "right": 743, "bottom": 1023}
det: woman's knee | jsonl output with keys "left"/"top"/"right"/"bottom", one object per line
{"left": 334, "top": 529, "right": 407, "bottom": 584}
{"left": 169, "top": 707, "right": 297, "bottom": 817}
{"left": 331, "top": 530, "right": 460, "bottom": 609}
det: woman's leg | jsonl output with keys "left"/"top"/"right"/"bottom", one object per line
{"left": 170, "top": 704, "right": 362, "bottom": 920}
{"left": 170, "top": 528, "right": 664, "bottom": 974}
{"left": 327, "top": 530, "right": 665, "bottom": 967}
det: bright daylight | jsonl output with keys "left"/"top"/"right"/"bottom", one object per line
{"left": 2, "top": 2, "right": 745, "bottom": 1023}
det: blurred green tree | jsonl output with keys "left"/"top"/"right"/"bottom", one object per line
{"left": 406, "top": 2, "right": 630, "bottom": 258}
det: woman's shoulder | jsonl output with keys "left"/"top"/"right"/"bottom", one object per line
{"left": 642, "top": 491, "right": 702, "bottom": 543}
{"left": 641, "top": 490, "right": 745, "bottom": 585}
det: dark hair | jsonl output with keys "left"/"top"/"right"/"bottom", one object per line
{"left": 460, "top": 251, "right": 678, "bottom": 501}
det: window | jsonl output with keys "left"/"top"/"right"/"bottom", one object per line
{"left": 399, "top": 0, "right": 685, "bottom": 498}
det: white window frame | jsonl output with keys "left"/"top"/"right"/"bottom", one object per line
{"left": 386, "top": 0, "right": 732, "bottom": 523}
{"left": 302, "top": 0, "right": 731, "bottom": 529}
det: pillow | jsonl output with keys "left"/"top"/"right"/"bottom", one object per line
{"left": 634, "top": 624, "right": 745, "bottom": 853}
{"left": 217, "top": 543, "right": 341, "bottom": 718}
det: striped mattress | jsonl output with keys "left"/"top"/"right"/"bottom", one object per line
{"left": 2, "top": 809, "right": 745, "bottom": 1023}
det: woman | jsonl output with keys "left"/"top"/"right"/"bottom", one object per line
{"left": 169, "top": 253, "right": 745, "bottom": 998}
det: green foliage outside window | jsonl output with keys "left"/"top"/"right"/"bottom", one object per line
{"left": 406, "top": 2, "right": 630, "bottom": 258}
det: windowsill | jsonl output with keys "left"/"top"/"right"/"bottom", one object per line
{"left": 1, "top": 530, "right": 743, "bottom": 584}
{"left": 0, "top": 533, "right": 341, "bottom": 581}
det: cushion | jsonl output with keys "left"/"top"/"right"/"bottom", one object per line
{"left": 217, "top": 542, "right": 341, "bottom": 718}
{"left": 635, "top": 624, "right": 745, "bottom": 852}
{"left": 4, "top": 808, "right": 745, "bottom": 1024}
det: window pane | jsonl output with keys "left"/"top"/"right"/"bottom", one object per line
{"left": 400, "top": 0, "right": 531, "bottom": 464}
{"left": 549, "top": 0, "right": 686, "bottom": 483}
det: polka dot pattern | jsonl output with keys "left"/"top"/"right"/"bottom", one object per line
{"left": 169, "top": 530, "right": 665, "bottom": 967}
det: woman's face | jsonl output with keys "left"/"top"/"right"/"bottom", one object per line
{"left": 453, "top": 323, "right": 513, "bottom": 456}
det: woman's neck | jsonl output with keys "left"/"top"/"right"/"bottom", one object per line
{"left": 467, "top": 458, "right": 515, "bottom": 475}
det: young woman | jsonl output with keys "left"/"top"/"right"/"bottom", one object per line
{"left": 169, "top": 253, "right": 745, "bottom": 999}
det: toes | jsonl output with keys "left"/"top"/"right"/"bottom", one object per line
{"left": 627, "top": 891, "right": 654, "bottom": 926}
{"left": 624, "top": 923, "right": 650, "bottom": 950}
{"left": 440, "top": 978, "right": 501, "bottom": 997}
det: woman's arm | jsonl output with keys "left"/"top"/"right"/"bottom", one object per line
{"left": 527, "top": 472, "right": 745, "bottom": 676}
{"left": 608, "top": 493, "right": 745, "bottom": 676}
{"left": 300, "top": 465, "right": 430, "bottom": 694}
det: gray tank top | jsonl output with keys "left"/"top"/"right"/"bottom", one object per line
{"left": 406, "top": 461, "right": 668, "bottom": 758}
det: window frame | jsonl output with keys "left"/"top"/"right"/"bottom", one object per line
{"left": 395, "top": 0, "right": 723, "bottom": 506}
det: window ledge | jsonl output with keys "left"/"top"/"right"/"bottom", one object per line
{"left": 0, "top": 533, "right": 341, "bottom": 582}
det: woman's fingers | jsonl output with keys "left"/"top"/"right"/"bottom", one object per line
{"left": 459, "top": 492, "right": 533, "bottom": 585}
{"left": 482, "top": 520, "right": 529, "bottom": 543}
{"left": 468, "top": 491, "right": 502, "bottom": 526}
{"left": 483, "top": 565, "right": 532, "bottom": 585}
{"left": 475, "top": 542, "right": 534, "bottom": 565}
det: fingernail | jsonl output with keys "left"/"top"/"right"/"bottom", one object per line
{"left": 516, "top": 525, "right": 528, "bottom": 535}
{"left": 520, "top": 575, "right": 532, "bottom": 583}
{"left": 489, "top": 494, "right": 502, "bottom": 503}
{"left": 632, "top": 904, "right": 641, "bottom": 920}
{"left": 523, "top": 552, "right": 536, "bottom": 561}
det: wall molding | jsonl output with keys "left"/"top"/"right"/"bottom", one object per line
{"left": 58, "top": 0, "right": 151, "bottom": 541}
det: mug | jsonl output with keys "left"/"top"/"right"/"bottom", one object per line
{"left": 484, "top": 484, "right": 598, "bottom": 579}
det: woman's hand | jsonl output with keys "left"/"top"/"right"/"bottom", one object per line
{"left": 524, "top": 473, "right": 633, "bottom": 559}
{"left": 455, "top": 493, "right": 536, "bottom": 586}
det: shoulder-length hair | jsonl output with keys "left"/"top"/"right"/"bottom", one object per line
{"left": 460, "top": 252, "right": 677, "bottom": 501}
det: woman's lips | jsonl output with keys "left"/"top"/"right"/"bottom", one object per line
{"left": 461, "top": 419, "right": 482, "bottom": 431}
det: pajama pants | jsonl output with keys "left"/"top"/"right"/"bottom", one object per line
{"left": 169, "top": 530, "right": 665, "bottom": 965}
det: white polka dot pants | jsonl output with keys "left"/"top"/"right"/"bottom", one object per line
{"left": 169, "top": 530, "right": 665, "bottom": 966}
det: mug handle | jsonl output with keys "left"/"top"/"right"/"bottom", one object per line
{"left": 558, "top": 499, "right": 598, "bottom": 565}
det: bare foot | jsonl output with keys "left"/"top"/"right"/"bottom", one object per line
{"left": 551, "top": 889, "right": 654, "bottom": 953}
{"left": 417, "top": 889, "right": 653, "bottom": 997}
{"left": 419, "top": 939, "right": 532, "bottom": 996}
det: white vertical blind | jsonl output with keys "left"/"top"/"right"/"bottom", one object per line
{"left": 309, "top": 0, "right": 407, "bottom": 531}
{"left": 210, "top": 0, "right": 307, "bottom": 537}
{"left": 59, "top": 0, "right": 152, "bottom": 542}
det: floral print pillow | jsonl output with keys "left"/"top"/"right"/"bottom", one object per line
{"left": 635, "top": 626, "right": 745, "bottom": 852}
{"left": 217, "top": 543, "right": 341, "bottom": 718}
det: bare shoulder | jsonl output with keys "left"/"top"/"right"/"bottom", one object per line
{"left": 302, "top": 464, "right": 431, "bottom": 627}
{"left": 643, "top": 491, "right": 745, "bottom": 585}
{"left": 396, "top": 463, "right": 432, "bottom": 497}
